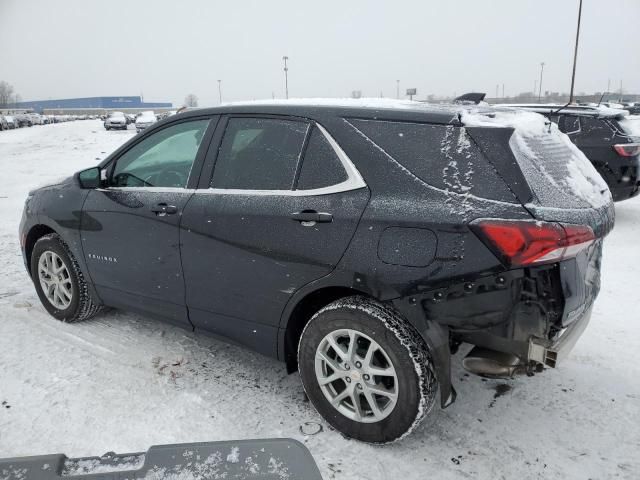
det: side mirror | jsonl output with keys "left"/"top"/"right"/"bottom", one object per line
{"left": 77, "top": 167, "right": 104, "bottom": 189}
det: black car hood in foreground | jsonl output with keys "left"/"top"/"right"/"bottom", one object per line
{"left": 0, "top": 439, "right": 323, "bottom": 480}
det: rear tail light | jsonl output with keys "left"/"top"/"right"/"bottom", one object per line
{"left": 471, "top": 219, "right": 595, "bottom": 267}
{"left": 613, "top": 143, "right": 640, "bottom": 157}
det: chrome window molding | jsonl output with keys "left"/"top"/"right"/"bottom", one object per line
{"left": 98, "top": 187, "right": 196, "bottom": 193}
{"left": 197, "top": 122, "right": 367, "bottom": 197}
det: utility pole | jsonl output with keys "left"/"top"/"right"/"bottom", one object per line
{"left": 282, "top": 56, "right": 289, "bottom": 99}
{"left": 217, "top": 80, "right": 222, "bottom": 104}
{"left": 495, "top": 84, "right": 499, "bottom": 99}
{"left": 533, "top": 79, "right": 537, "bottom": 101}
{"left": 568, "top": 0, "right": 583, "bottom": 104}
{"left": 502, "top": 84, "right": 505, "bottom": 98}
{"left": 538, "top": 62, "right": 545, "bottom": 103}
{"left": 396, "top": 80, "right": 400, "bottom": 99}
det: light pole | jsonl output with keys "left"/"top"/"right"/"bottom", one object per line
{"left": 568, "top": 0, "right": 583, "bottom": 104}
{"left": 538, "top": 62, "right": 545, "bottom": 102}
{"left": 396, "top": 80, "right": 400, "bottom": 99}
{"left": 282, "top": 56, "right": 289, "bottom": 99}
{"left": 217, "top": 79, "right": 222, "bottom": 104}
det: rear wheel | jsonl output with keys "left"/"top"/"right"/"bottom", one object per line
{"left": 31, "top": 233, "right": 101, "bottom": 322}
{"left": 298, "top": 296, "right": 438, "bottom": 443}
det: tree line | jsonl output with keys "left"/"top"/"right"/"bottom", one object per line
{"left": 0, "top": 81, "right": 21, "bottom": 107}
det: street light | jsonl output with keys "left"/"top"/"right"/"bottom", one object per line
{"left": 217, "top": 80, "right": 222, "bottom": 104}
{"left": 538, "top": 62, "right": 545, "bottom": 103}
{"left": 396, "top": 80, "right": 400, "bottom": 99}
{"left": 282, "top": 56, "right": 289, "bottom": 99}
{"left": 568, "top": 0, "right": 583, "bottom": 104}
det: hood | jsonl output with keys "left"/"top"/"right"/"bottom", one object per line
{"left": 28, "top": 175, "right": 74, "bottom": 195}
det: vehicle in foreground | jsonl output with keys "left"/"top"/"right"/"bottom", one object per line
{"left": 135, "top": 110, "right": 157, "bottom": 133}
{"left": 499, "top": 104, "right": 640, "bottom": 201}
{"left": 104, "top": 111, "right": 128, "bottom": 130}
{"left": 0, "top": 438, "right": 322, "bottom": 480}
{"left": 20, "top": 100, "right": 613, "bottom": 443}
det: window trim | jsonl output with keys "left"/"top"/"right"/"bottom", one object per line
{"left": 198, "top": 122, "right": 366, "bottom": 196}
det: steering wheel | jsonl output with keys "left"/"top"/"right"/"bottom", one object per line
{"left": 114, "top": 172, "right": 154, "bottom": 187}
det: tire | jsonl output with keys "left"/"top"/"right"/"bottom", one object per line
{"left": 298, "top": 296, "right": 438, "bottom": 443}
{"left": 30, "top": 233, "right": 102, "bottom": 322}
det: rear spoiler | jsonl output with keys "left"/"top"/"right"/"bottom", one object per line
{"left": 454, "top": 92, "right": 486, "bottom": 105}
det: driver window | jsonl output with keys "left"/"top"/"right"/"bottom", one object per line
{"left": 111, "top": 119, "right": 210, "bottom": 188}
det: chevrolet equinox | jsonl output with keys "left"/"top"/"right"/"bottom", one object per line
{"left": 20, "top": 100, "right": 614, "bottom": 443}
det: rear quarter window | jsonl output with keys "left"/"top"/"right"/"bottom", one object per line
{"left": 296, "top": 127, "right": 348, "bottom": 190}
{"left": 346, "top": 118, "right": 516, "bottom": 202}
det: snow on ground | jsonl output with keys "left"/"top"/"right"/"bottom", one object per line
{"left": 0, "top": 120, "right": 639, "bottom": 479}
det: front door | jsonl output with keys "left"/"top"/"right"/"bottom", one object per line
{"left": 180, "top": 116, "right": 369, "bottom": 355}
{"left": 81, "top": 117, "right": 213, "bottom": 326}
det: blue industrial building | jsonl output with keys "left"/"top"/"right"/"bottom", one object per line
{"left": 15, "top": 96, "right": 172, "bottom": 113}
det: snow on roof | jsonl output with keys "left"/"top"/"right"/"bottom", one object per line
{"left": 495, "top": 103, "right": 628, "bottom": 118}
{"left": 225, "top": 97, "right": 468, "bottom": 115}
{"left": 228, "top": 97, "right": 423, "bottom": 108}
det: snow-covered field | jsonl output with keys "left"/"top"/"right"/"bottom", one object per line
{"left": 0, "top": 120, "right": 639, "bottom": 479}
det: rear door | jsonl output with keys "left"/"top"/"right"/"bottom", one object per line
{"left": 180, "top": 115, "right": 369, "bottom": 355}
{"left": 80, "top": 117, "right": 215, "bottom": 326}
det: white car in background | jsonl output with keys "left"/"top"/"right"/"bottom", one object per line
{"left": 135, "top": 111, "right": 157, "bottom": 133}
{"left": 104, "top": 111, "right": 128, "bottom": 130}
{"left": 4, "top": 115, "right": 18, "bottom": 129}
{"left": 29, "top": 113, "right": 44, "bottom": 125}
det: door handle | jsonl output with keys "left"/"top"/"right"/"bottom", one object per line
{"left": 151, "top": 203, "right": 178, "bottom": 215}
{"left": 291, "top": 210, "right": 333, "bottom": 224}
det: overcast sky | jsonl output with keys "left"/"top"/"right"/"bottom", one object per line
{"left": 1, "top": 0, "right": 638, "bottom": 107}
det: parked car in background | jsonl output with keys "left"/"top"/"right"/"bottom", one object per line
{"left": 134, "top": 110, "right": 157, "bottom": 133}
{"left": 621, "top": 102, "right": 640, "bottom": 115}
{"left": 20, "top": 100, "right": 613, "bottom": 443}
{"left": 29, "top": 113, "right": 44, "bottom": 125}
{"left": 0, "top": 115, "right": 8, "bottom": 131}
{"left": 4, "top": 115, "right": 19, "bottom": 129}
{"left": 15, "top": 113, "right": 33, "bottom": 127}
{"left": 499, "top": 104, "right": 640, "bottom": 201}
{"left": 104, "top": 111, "right": 128, "bottom": 130}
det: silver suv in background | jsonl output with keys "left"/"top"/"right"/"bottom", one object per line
{"left": 104, "top": 111, "right": 128, "bottom": 130}
{"left": 135, "top": 111, "right": 157, "bottom": 133}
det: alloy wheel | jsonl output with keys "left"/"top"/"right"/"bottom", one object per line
{"left": 315, "top": 328, "right": 398, "bottom": 423}
{"left": 38, "top": 250, "right": 73, "bottom": 309}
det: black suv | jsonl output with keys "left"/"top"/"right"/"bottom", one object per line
{"left": 19, "top": 102, "right": 613, "bottom": 443}
{"left": 500, "top": 104, "right": 640, "bottom": 201}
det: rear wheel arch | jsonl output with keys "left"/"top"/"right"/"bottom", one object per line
{"left": 282, "top": 286, "right": 370, "bottom": 372}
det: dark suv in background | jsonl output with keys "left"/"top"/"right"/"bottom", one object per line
{"left": 500, "top": 104, "right": 640, "bottom": 201}
{"left": 20, "top": 101, "right": 613, "bottom": 443}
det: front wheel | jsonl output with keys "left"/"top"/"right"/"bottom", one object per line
{"left": 31, "top": 233, "right": 102, "bottom": 322}
{"left": 298, "top": 296, "right": 438, "bottom": 443}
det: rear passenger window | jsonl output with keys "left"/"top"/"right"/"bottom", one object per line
{"left": 296, "top": 127, "right": 348, "bottom": 190}
{"left": 211, "top": 117, "right": 309, "bottom": 190}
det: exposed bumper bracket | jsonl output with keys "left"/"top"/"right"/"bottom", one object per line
{"left": 529, "top": 306, "right": 593, "bottom": 368}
